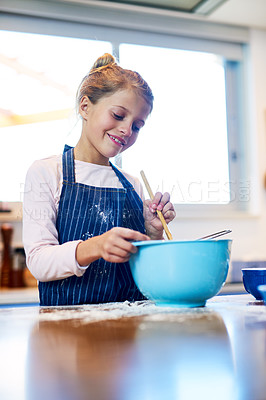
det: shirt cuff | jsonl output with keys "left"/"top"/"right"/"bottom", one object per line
{"left": 73, "top": 240, "right": 90, "bottom": 276}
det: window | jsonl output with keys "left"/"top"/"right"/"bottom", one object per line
{"left": 0, "top": 30, "right": 111, "bottom": 201}
{"left": 119, "top": 43, "right": 230, "bottom": 204}
{"left": 0, "top": 7, "right": 247, "bottom": 211}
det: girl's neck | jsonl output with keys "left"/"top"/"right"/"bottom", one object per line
{"left": 74, "top": 139, "right": 109, "bottom": 166}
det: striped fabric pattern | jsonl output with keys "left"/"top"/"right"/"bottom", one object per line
{"left": 38, "top": 147, "right": 146, "bottom": 306}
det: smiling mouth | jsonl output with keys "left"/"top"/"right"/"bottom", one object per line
{"left": 107, "top": 134, "right": 125, "bottom": 146}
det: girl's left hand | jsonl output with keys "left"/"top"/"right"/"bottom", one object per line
{"left": 143, "top": 192, "right": 176, "bottom": 240}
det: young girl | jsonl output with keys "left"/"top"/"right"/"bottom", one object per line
{"left": 23, "top": 53, "right": 176, "bottom": 306}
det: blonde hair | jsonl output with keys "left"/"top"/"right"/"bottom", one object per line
{"left": 76, "top": 53, "right": 154, "bottom": 112}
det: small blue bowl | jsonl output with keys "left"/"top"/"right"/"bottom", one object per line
{"left": 258, "top": 285, "right": 266, "bottom": 303}
{"left": 129, "top": 239, "right": 232, "bottom": 308}
{"left": 242, "top": 268, "right": 266, "bottom": 300}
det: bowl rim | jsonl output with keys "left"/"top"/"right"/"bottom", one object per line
{"left": 132, "top": 239, "right": 232, "bottom": 247}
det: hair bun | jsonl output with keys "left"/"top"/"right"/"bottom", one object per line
{"left": 91, "top": 53, "right": 116, "bottom": 71}
{"left": 77, "top": 52, "right": 153, "bottom": 111}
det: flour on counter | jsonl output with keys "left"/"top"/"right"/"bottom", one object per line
{"left": 35, "top": 295, "right": 266, "bottom": 324}
{"left": 38, "top": 300, "right": 211, "bottom": 323}
{"left": 2, "top": 295, "right": 265, "bottom": 325}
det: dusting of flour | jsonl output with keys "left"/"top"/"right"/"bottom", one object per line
{"left": 38, "top": 300, "right": 210, "bottom": 324}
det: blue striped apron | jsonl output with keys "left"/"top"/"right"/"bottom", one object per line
{"left": 38, "top": 146, "right": 146, "bottom": 306}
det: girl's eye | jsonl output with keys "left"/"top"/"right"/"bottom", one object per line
{"left": 113, "top": 113, "right": 123, "bottom": 120}
{"left": 132, "top": 124, "right": 141, "bottom": 133}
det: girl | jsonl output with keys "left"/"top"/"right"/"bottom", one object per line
{"left": 23, "top": 53, "right": 176, "bottom": 306}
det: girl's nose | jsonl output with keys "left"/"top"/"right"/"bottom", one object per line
{"left": 120, "top": 124, "right": 132, "bottom": 137}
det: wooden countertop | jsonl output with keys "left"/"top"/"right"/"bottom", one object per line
{"left": 0, "top": 294, "right": 265, "bottom": 400}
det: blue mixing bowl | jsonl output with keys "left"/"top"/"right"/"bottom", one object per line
{"left": 242, "top": 268, "right": 266, "bottom": 300}
{"left": 129, "top": 239, "right": 232, "bottom": 308}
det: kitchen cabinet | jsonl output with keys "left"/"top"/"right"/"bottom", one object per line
{"left": 0, "top": 294, "right": 265, "bottom": 400}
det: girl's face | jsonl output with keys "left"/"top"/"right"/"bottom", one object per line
{"left": 78, "top": 89, "right": 151, "bottom": 165}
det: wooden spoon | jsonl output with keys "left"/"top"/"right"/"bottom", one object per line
{"left": 140, "top": 170, "right": 173, "bottom": 240}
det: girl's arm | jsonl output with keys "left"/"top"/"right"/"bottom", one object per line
{"left": 76, "top": 227, "right": 149, "bottom": 266}
{"left": 23, "top": 159, "right": 149, "bottom": 282}
{"left": 23, "top": 159, "right": 87, "bottom": 282}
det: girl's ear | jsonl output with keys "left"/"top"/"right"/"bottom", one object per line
{"left": 79, "top": 96, "right": 91, "bottom": 120}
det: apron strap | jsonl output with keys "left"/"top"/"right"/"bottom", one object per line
{"left": 62, "top": 145, "right": 75, "bottom": 184}
{"left": 62, "top": 145, "right": 135, "bottom": 189}
{"left": 109, "top": 161, "right": 134, "bottom": 190}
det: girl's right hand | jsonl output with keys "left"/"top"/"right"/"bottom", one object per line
{"left": 76, "top": 227, "right": 150, "bottom": 265}
{"left": 99, "top": 227, "right": 150, "bottom": 263}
